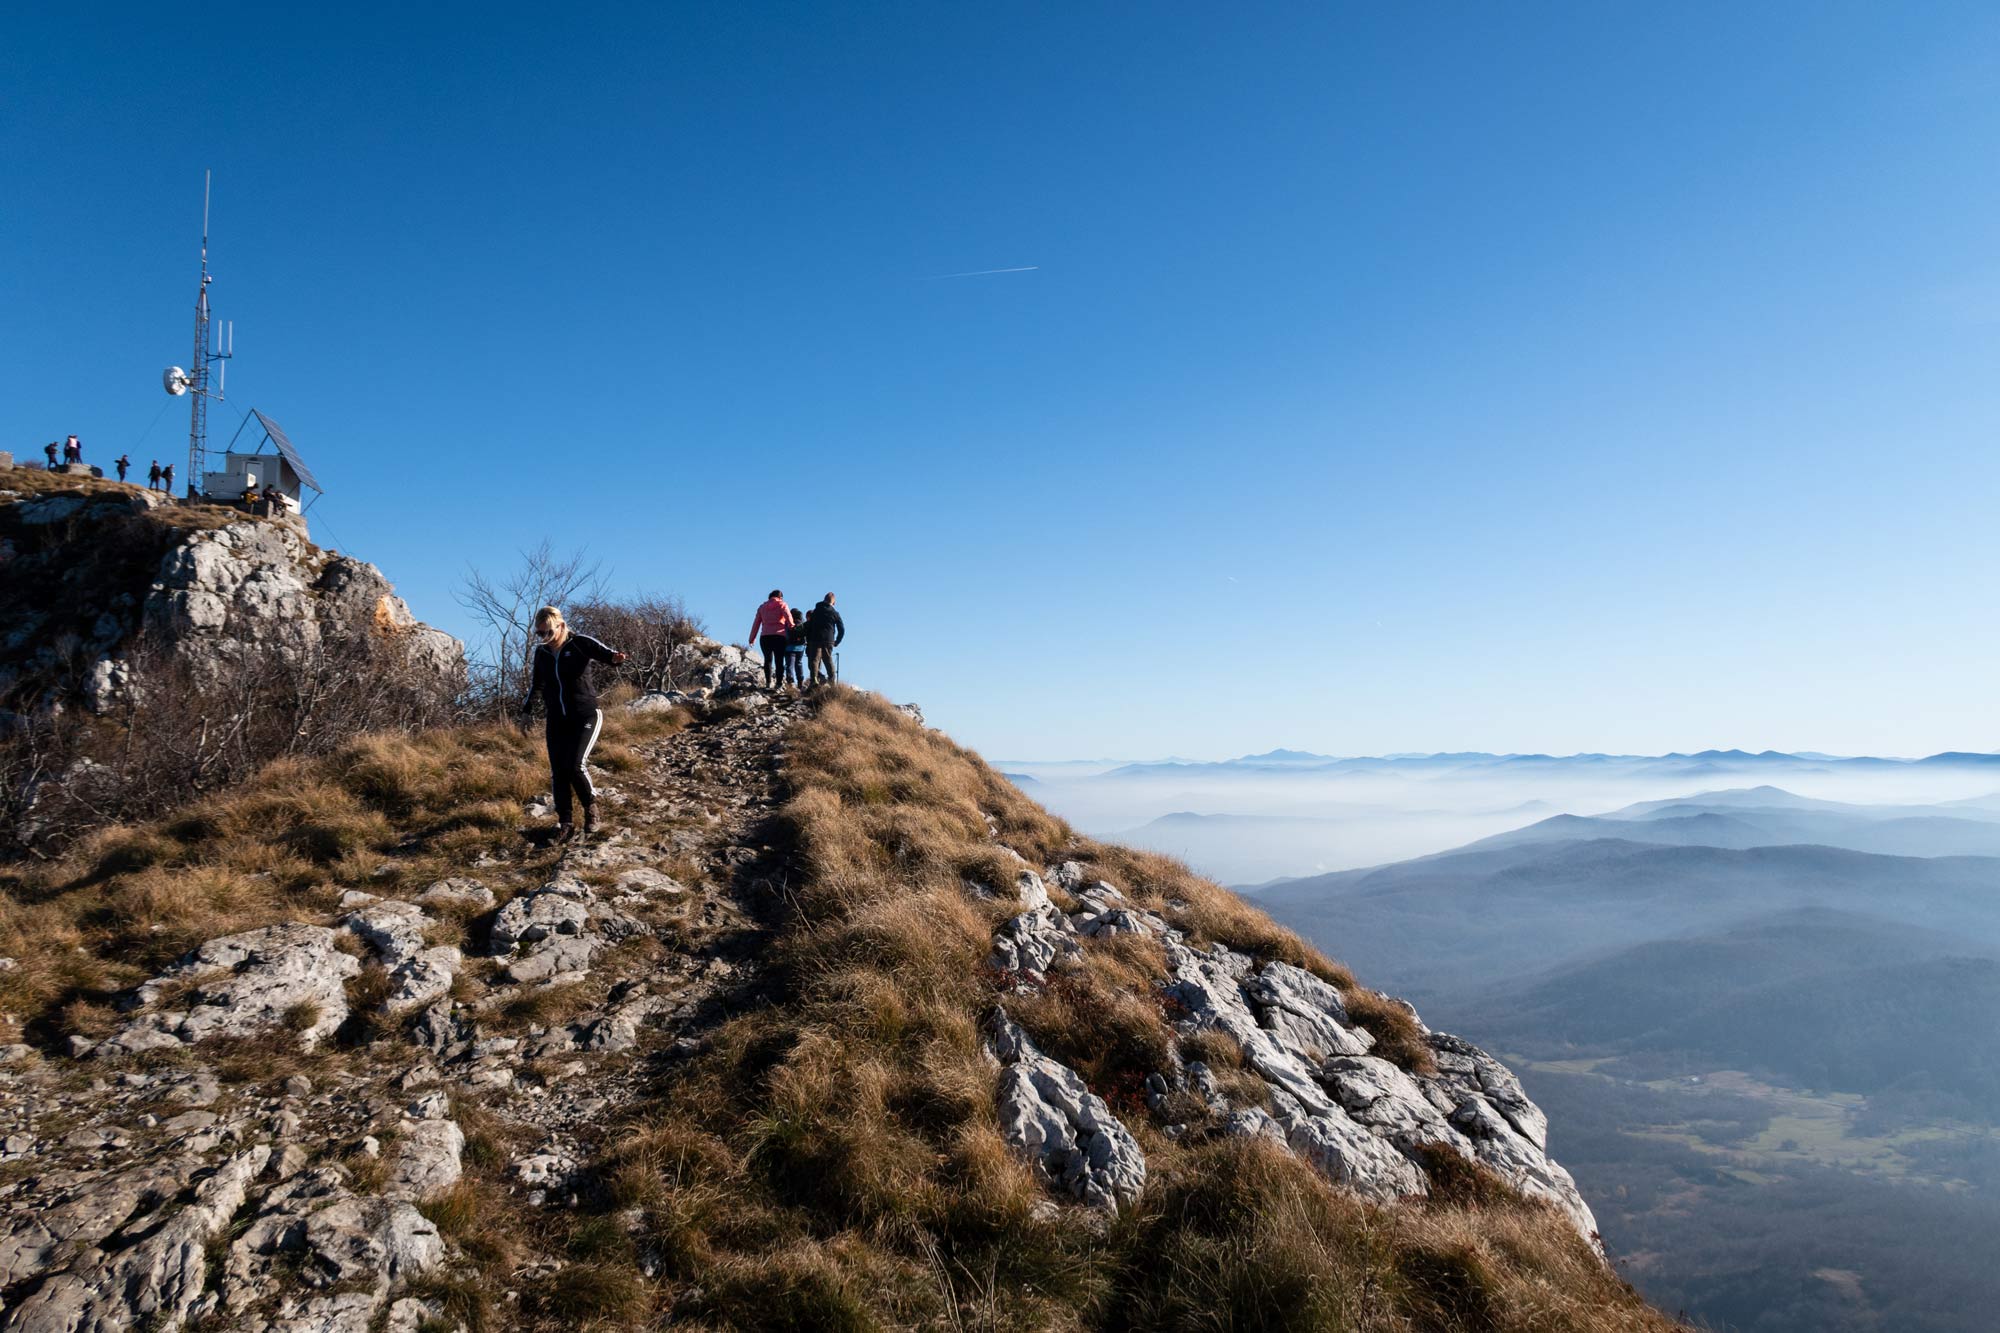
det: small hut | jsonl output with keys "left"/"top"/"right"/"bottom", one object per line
{"left": 200, "top": 410, "right": 322, "bottom": 517}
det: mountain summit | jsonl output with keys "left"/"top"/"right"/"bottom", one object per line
{"left": 0, "top": 665, "right": 1675, "bottom": 1330}
{"left": 0, "top": 473, "right": 1670, "bottom": 1329}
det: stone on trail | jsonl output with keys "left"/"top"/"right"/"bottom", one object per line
{"left": 97, "top": 924, "right": 361, "bottom": 1057}
{"left": 416, "top": 876, "right": 495, "bottom": 912}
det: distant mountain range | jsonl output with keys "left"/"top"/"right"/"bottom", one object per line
{"left": 1095, "top": 749, "right": 2000, "bottom": 781}
{"left": 1456, "top": 786, "right": 2000, "bottom": 859}
{"left": 1244, "top": 781, "right": 2000, "bottom": 1333}
{"left": 1254, "top": 836, "right": 2000, "bottom": 1000}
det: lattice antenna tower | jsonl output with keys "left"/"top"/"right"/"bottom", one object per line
{"left": 162, "top": 171, "right": 233, "bottom": 495}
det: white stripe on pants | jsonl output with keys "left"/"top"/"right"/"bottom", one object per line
{"left": 575, "top": 708, "right": 604, "bottom": 805}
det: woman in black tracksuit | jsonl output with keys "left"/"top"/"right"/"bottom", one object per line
{"left": 520, "top": 605, "right": 625, "bottom": 841}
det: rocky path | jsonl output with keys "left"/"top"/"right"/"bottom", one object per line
{"left": 470, "top": 692, "right": 805, "bottom": 1205}
{"left": 0, "top": 686, "right": 809, "bottom": 1333}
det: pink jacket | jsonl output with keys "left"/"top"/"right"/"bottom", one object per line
{"left": 750, "top": 598, "right": 793, "bottom": 640}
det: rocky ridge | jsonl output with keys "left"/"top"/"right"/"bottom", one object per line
{"left": 0, "top": 646, "right": 793, "bottom": 1331}
{"left": 0, "top": 640, "right": 1619, "bottom": 1330}
{"left": 978, "top": 857, "right": 1599, "bottom": 1243}
{"left": 0, "top": 470, "right": 461, "bottom": 710}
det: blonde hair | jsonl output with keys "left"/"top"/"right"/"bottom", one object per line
{"left": 533, "top": 605, "right": 569, "bottom": 650}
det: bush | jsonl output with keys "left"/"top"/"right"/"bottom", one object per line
{"left": 1, "top": 631, "right": 460, "bottom": 859}
{"left": 568, "top": 594, "right": 706, "bottom": 693}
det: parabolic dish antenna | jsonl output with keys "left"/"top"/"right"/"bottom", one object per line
{"left": 163, "top": 366, "right": 191, "bottom": 396}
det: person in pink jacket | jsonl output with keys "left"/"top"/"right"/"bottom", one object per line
{"left": 748, "top": 590, "right": 794, "bottom": 689}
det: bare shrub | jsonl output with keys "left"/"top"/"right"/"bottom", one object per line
{"left": 455, "top": 540, "right": 604, "bottom": 715}
{"left": 568, "top": 594, "right": 706, "bottom": 693}
{"left": 1, "top": 629, "right": 460, "bottom": 859}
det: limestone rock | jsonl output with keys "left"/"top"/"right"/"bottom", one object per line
{"left": 987, "top": 871, "right": 1080, "bottom": 981}
{"left": 298, "top": 1196, "right": 445, "bottom": 1291}
{"left": 490, "top": 872, "right": 640, "bottom": 984}
{"left": 1158, "top": 935, "right": 1598, "bottom": 1243}
{"left": 1071, "top": 880, "right": 1169, "bottom": 939}
{"left": 4, "top": 1147, "right": 269, "bottom": 1333}
{"left": 417, "top": 877, "right": 495, "bottom": 912}
{"left": 99, "top": 924, "right": 361, "bottom": 1056}
{"left": 385, "top": 1119, "right": 464, "bottom": 1201}
{"left": 987, "top": 1012, "right": 1146, "bottom": 1210}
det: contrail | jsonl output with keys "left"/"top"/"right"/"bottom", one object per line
{"left": 923, "top": 265, "right": 1039, "bottom": 280}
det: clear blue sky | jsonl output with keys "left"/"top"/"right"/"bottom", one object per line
{"left": 7, "top": 3, "right": 1998, "bottom": 760}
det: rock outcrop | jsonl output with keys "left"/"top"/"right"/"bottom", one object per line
{"left": 979, "top": 860, "right": 1600, "bottom": 1242}
{"left": 0, "top": 651, "right": 1635, "bottom": 1328}
{"left": 144, "top": 519, "right": 462, "bottom": 690}
{"left": 0, "top": 472, "right": 461, "bottom": 711}
{"left": 94, "top": 923, "right": 362, "bottom": 1058}
{"left": 987, "top": 1012, "right": 1148, "bottom": 1209}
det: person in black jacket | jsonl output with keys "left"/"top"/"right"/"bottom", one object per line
{"left": 519, "top": 605, "right": 626, "bottom": 841}
{"left": 784, "top": 610, "right": 811, "bottom": 690}
{"left": 805, "top": 593, "right": 844, "bottom": 686}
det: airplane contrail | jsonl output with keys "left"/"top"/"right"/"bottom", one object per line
{"left": 923, "top": 265, "right": 1040, "bottom": 280}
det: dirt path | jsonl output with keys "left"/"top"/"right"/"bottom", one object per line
{"left": 0, "top": 691, "right": 816, "bottom": 1329}
{"left": 469, "top": 693, "right": 811, "bottom": 1200}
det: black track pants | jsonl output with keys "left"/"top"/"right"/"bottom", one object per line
{"left": 759, "top": 634, "right": 789, "bottom": 686}
{"left": 545, "top": 708, "right": 604, "bottom": 825}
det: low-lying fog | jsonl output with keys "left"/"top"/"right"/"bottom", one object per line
{"left": 996, "top": 753, "right": 2000, "bottom": 884}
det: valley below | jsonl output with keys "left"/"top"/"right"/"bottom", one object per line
{"left": 1022, "top": 749, "right": 2000, "bottom": 1333}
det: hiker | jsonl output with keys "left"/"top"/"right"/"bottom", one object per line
{"left": 162, "top": 463, "right": 175, "bottom": 493}
{"left": 64, "top": 435, "right": 81, "bottom": 464}
{"left": 115, "top": 454, "right": 130, "bottom": 482}
{"left": 519, "top": 605, "right": 627, "bottom": 842}
{"left": 785, "top": 608, "right": 811, "bottom": 689}
{"left": 806, "top": 592, "right": 845, "bottom": 685}
{"left": 263, "top": 484, "right": 282, "bottom": 510}
{"left": 147, "top": 460, "right": 161, "bottom": 490}
{"left": 43, "top": 441, "right": 58, "bottom": 469}
{"left": 747, "top": 590, "right": 793, "bottom": 689}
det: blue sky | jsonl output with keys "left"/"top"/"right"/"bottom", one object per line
{"left": 7, "top": 3, "right": 1998, "bottom": 760}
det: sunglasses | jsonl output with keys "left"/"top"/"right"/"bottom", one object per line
{"left": 534, "top": 627, "right": 557, "bottom": 640}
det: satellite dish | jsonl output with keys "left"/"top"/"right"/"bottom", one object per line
{"left": 163, "top": 367, "right": 191, "bottom": 396}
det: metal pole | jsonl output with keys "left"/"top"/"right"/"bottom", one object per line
{"left": 186, "top": 171, "right": 211, "bottom": 496}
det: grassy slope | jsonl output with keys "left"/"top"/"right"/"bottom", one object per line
{"left": 0, "top": 686, "right": 1679, "bottom": 1330}
{"left": 0, "top": 705, "right": 668, "bottom": 1047}
{"left": 583, "top": 690, "right": 1678, "bottom": 1331}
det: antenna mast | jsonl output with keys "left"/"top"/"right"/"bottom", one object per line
{"left": 185, "top": 170, "right": 233, "bottom": 496}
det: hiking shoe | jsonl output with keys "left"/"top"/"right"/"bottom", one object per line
{"left": 554, "top": 822, "right": 575, "bottom": 844}
{"left": 582, "top": 806, "right": 599, "bottom": 836}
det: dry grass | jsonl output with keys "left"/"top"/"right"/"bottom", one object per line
{"left": 0, "top": 719, "right": 545, "bottom": 1045}
{"left": 544, "top": 686, "right": 1679, "bottom": 1332}
{"left": 2, "top": 466, "right": 232, "bottom": 516}
{"left": 0, "top": 671, "right": 1675, "bottom": 1331}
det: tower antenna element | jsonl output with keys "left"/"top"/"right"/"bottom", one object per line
{"left": 161, "top": 170, "right": 234, "bottom": 497}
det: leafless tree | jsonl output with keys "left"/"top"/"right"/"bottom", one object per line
{"left": 455, "top": 542, "right": 605, "bottom": 714}
{"left": 0, "top": 629, "right": 460, "bottom": 859}
{"left": 568, "top": 594, "right": 707, "bottom": 693}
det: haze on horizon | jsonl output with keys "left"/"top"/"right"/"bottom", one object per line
{"left": 1005, "top": 749, "right": 2000, "bottom": 881}
{"left": 7, "top": 5, "right": 1999, "bottom": 761}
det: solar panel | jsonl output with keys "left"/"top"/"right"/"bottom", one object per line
{"left": 251, "top": 410, "right": 323, "bottom": 493}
